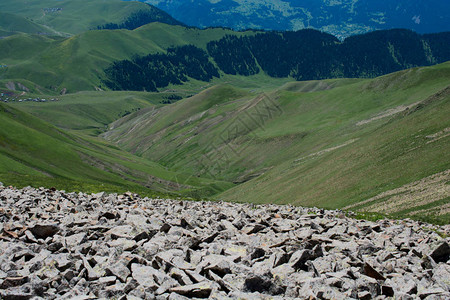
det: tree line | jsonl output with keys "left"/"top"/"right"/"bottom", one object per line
{"left": 104, "top": 29, "right": 450, "bottom": 91}
{"left": 97, "top": 5, "right": 183, "bottom": 31}
{"left": 103, "top": 45, "right": 219, "bottom": 91}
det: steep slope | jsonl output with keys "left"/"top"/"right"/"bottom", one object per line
{"left": 145, "top": 0, "right": 450, "bottom": 39}
{"left": 103, "top": 62, "right": 450, "bottom": 223}
{"left": 0, "top": 0, "right": 181, "bottom": 35}
{"left": 0, "top": 102, "right": 230, "bottom": 196}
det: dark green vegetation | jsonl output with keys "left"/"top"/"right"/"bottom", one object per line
{"left": 145, "top": 0, "right": 450, "bottom": 39}
{"left": 104, "top": 29, "right": 450, "bottom": 92}
{"left": 104, "top": 45, "right": 219, "bottom": 91}
{"left": 97, "top": 4, "right": 183, "bottom": 30}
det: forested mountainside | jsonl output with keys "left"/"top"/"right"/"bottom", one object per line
{"left": 97, "top": 3, "right": 184, "bottom": 30}
{"left": 104, "top": 29, "right": 450, "bottom": 92}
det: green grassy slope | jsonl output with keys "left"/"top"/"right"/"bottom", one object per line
{"left": 0, "top": 0, "right": 170, "bottom": 35}
{"left": 0, "top": 23, "right": 252, "bottom": 93}
{"left": 0, "top": 12, "right": 60, "bottom": 36}
{"left": 9, "top": 91, "right": 165, "bottom": 136}
{"left": 0, "top": 102, "right": 230, "bottom": 197}
{"left": 104, "top": 62, "right": 450, "bottom": 223}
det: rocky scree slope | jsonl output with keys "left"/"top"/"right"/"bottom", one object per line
{"left": 0, "top": 185, "right": 449, "bottom": 299}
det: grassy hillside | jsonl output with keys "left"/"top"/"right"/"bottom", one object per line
{"left": 0, "top": 23, "right": 251, "bottom": 93}
{"left": 9, "top": 91, "right": 166, "bottom": 135}
{"left": 103, "top": 62, "right": 450, "bottom": 223}
{"left": 2, "top": 24, "right": 449, "bottom": 95}
{"left": 7, "top": 75, "right": 293, "bottom": 139}
{"left": 0, "top": 12, "right": 60, "bottom": 36}
{"left": 0, "top": 102, "right": 231, "bottom": 197}
{"left": 0, "top": 0, "right": 175, "bottom": 35}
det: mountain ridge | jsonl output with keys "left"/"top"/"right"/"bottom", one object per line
{"left": 1, "top": 24, "right": 449, "bottom": 94}
{"left": 0, "top": 0, "right": 182, "bottom": 35}
{"left": 105, "top": 28, "right": 450, "bottom": 91}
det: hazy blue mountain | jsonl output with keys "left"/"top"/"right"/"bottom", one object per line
{"left": 143, "top": 0, "right": 450, "bottom": 38}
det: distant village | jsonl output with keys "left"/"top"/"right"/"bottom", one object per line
{"left": 43, "top": 8, "right": 63, "bottom": 13}
{"left": 0, "top": 93, "right": 59, "bottom": 103}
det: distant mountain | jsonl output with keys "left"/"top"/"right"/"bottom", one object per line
{"left": 144, "top": 0, "right": 450, "bottom": 39}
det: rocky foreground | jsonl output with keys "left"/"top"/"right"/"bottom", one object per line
{"left": 0, "top": 186, "right": 449, "bottom": 300}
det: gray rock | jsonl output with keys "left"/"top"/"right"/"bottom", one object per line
{"left": 1, "top": 186, "right": 448, "bottom": 299}
{"left": 170, "top": 268, "right": 193, "bottom": 285}
{"left": 430, "top": 242, "right": 450, "bottom": 263}
{"left": 422, "top": 255, "right": 438, "bottom": 270}
{"left": 106, "top": 262, "right": 130, "bottom": 283}
{"left": 358, "top": 290, "right": 371, "bottom": 300}
{"left": 98, "top": 276, "right": 117, "bottom": 286}
{"left": 29, "top": 225, "right": 59, "bottom": 239}
{"left": 0, "top": 276, "right": 29, "bottom": 289}
{"left": 363, "top": 262, "right": 385, "bottom": 281}
{"left": 417, "top": 287, "right": 447, "bottom": 298}
{"left": 106, "top": 225, "right": 135, "bottom": 239}
{"left": 289, "top": 249, "right": 313, "bottom": 271}
{"left": 82, "top": 257, "right": 104, "bottom": 281}
{"left": 131, "top": 263, "right": 159, "bottom": 289}
{"left": 0, "top": 288, "right": 33, "bottom": 300}
{"left": 169, "top": 281, "right": 214, "bottom": 298}
{"left": 107, "top": 238, "right": 136, "bottom": 252}
{"left": 244, "top": 274, "right": 285, "bottom": 295}
{"left": 242, "top": 224, "right": 266, "bottom": 235}
{"left": 64, "top": 233, "right": 86, "bottom": 248}
{"left": 185, "top": 269, "right": 208, "bottom": 283}
{"left": 203, "top": 259, "right": 232, "bottom": 277}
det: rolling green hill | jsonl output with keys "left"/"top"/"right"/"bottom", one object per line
{"left": 1, "top": 23, "right": 448, "bottom": 95}
{"left": 9, "top": 90, "right": 186, "bottom": 135}
{"left": 0, "top": 101, "right": 231, "bottom": 197}
{"left": 0, "top": 0, "right": 179, "bottom": 35}
{"left": 0, "top": 23, "right": 249, "bottom": 93}
{"left": 0, "top": 12, "right": 60, "bottom": 36}
{"left": 103, "top": 62, "right": 450, "bottom": 224}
